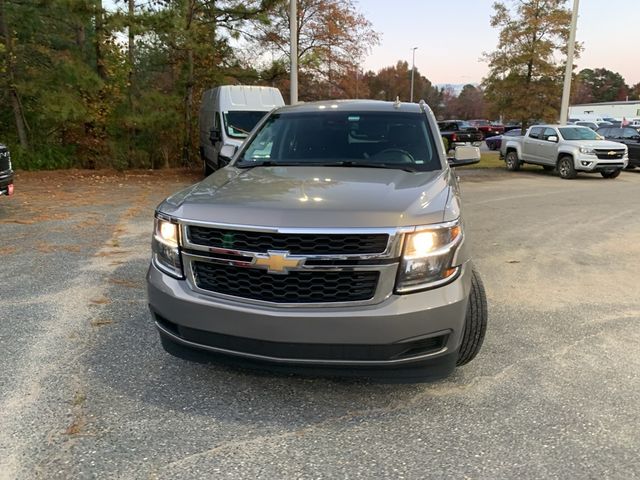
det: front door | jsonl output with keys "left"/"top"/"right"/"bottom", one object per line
{"left": 538, "top": 127, "right": 559, "bottom": 166}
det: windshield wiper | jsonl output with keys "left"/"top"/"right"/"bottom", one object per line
{"left": 236, "top": 160, "right": 311, "bottom": 169}
{"left": 326, "top": 161, "right": 417, "bottom": 173}
{"left": 235, "top": 160, "right": 418, "bottom": 172}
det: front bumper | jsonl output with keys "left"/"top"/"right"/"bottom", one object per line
{"left": 575, "top": 154, "right": 628, "bottom": 172}
{"left": 147, "top": 261, "right": 472, "bottom": 374}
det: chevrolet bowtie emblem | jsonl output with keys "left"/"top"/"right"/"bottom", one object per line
{"left": 608, "top": 151, "right": 616, "bottom": 156}
{"left": 254, "top": 251, "right": 303, "bottom": 274}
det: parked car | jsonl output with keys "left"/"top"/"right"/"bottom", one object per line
{"left": 596, "top": 126, "right": 640, "bottom": 169}
{"left": 503, "top": 123, "right": 523, "bottom": 132}
{"left": 485, "top": 129, "right": 523, "bottom": 151}
{"left": 199, "top": 85, "right": 285, "bottom": 176}
{"left": 575, "top": 120, "right": 613, "bottom": 131}
{"left": 0, "top": 143, "right": 14, "bottom": 197}
{"left": 469, "top": 119, "right": 505, "bottom": 138}
{"left": 437, "top": 120, "right": 483, "bottom": 150}
{"left": 148, "top": 99, "right": 488, "bottom": 380}
{"left": 501, "top": 124, "right": 628, "bottom": 179}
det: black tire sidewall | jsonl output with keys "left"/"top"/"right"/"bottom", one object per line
{"left": 505, "top": 151, "right": 520, "bottom": 171}
{"left": 457, "top": 268, "right": 489, "bottom": 366}
{"left": 558, "top": 156, "right": 576, "bottom": 179}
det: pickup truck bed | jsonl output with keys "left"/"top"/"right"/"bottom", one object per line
{"left": 437, "top": 121, "right": 483, "bottom": 149}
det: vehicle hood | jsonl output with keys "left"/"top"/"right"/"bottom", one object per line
{"left": 159, "top": 166, "right": 456, "bottom": 228}
{"left": 564, "top": 140, "right": 627, "bottom": 149}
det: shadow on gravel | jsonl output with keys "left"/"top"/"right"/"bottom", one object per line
{"left": 85, "top": 262, "right": 477, "bottom": 430}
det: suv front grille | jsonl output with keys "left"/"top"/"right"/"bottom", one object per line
{"left": 187, "top": 226, "right": 389, "bottom": 255}
{"left": 594, "top": 149, "right": 625, "bottom": 160}
{"left": 192, "top": 261, "right": 379, "bottom": 303}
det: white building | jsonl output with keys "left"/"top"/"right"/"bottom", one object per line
{"left": 569, "top": 100, "right": 640, "bottom": 120}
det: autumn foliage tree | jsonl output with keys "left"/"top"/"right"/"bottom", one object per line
{"left": 482, "top": 0, "right": 578, "bottom": 128}
{"left": 571, "top": 68, "right": 630, "bottom": 104}
{"left": 365, "top": 61, "right": 442, "bottom": 112}
{"left": 252, "top": 0, "right": 379, "bottom": 101}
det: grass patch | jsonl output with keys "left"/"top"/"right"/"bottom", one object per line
{"left": 468, "top": 151, "right": 544, "bottom": 171}
{"left": 475, "top": 152, "right": 504, "bottom": 169}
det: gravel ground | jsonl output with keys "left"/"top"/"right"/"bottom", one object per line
{"left": 1, "top": 167, "right": 639, "bottom": 479}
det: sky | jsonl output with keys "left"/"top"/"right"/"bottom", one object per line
{"left": 359, "top": 0, "right": 640, "bottom": 86}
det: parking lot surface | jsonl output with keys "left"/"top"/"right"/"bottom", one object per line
{"left": 1, "top": 167, "right": 639, "bottom": 479}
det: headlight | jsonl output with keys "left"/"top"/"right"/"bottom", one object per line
{"left": 579, "top": 147, "right": 596, "bottom": 155}
{"left": 396, "top": 221, "right": 463, "bottom": 293}
{"left": 152, "top": 216, "right": 183, "bottom": 278}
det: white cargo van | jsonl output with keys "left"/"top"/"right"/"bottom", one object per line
{"left": 199, "top": 85, "right": 285, "bottom": 175}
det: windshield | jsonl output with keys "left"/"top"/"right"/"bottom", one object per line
{"left": 223, "top": 111, "right": 269, "bottom": 138}
{"left": 558, "top": 127, "right": 601, "bottom": 141}
{"left": 236, "top": 111, "right": 440, "bottom": 172}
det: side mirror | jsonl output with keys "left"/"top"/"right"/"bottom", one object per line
{"left": 448, "top": 145, "right": 481, "bottom": 167}
{"left": 219, "top": 144, "right": 237, "bottom": 161}
{"left": 209, "top": 129, "right": 221, "bottom": 144}
{"left": 547, "top": 135, "right": 558, "bottom": 143}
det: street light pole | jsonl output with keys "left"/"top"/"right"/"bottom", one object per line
{"left": 290, "top": 0, "right": 298, "bottom": 104}
{"left": 410, "top": 47, "right": 418, "bottom": 103}
{"left": 560, "top": 0, "right": 579, "bottom": 125}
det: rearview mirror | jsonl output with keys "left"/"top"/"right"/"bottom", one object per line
{"left": 209, "top": 129, "right": 221, "bottom": 144}
{"left": 219, "top": 144, "right": 237, "bottom": 160}
{"left": 448, "top": 145, "right": 481, "bottom": 167}
{"left": 547, "top": 135, "right": 558, "bottom": 143}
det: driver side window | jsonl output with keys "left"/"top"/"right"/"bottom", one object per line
{"left": 542, "top": 128, "right": 557, "bottom": 141}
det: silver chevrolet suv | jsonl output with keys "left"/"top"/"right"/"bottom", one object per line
{"left": 147, "top": 100, "right": 488, "bottom": 380}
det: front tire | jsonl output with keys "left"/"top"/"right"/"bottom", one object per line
{"left": 457, "top": 269, "right": 488, "bottom": 366}
{"left": 557, "top": 156, "right": 577, "bottom": 179}
{"left": 505, "top": 151, "right": 520, "bottom": 171}
{"left": 601, "top": 169, "right": 621, "bottom": 179}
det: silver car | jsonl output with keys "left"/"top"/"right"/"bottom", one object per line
{"left": 147, "top": 100, "right": 488, "bottom": 380}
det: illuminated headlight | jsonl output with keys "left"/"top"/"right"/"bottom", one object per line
{"left": 152, "top": 216, "right": 183, "bottom": 278}
{"left": 396, "top": 221, "right": 463, "bottom": 293}
{"left": 579, "top": 147, "right": 596, "bottom": 155}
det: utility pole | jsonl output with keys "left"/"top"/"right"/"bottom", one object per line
{"left": 560, "top": 0, "right": 579, "bottom": 125}
{"left": 410, "top": 47, "right": 418, "bottom": 103}
{"left": 290, "top": 0, "right": 298, "bottom": 104}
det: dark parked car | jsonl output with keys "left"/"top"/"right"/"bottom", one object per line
{"left": 485, "top": 129, "right": 523, "bottom": 151}
{"left": 469, "top": 119, "right": 505, "bottom": 139}
{"left": 575, "top": 121, "right": 612, "bottom": 131}
{"left": 503, "top": 123, "right": 522, "bottom": 132}
{"left": 596, "top": 126, "right": 640, "bottom": 169}
{"left": 0, "top": 144, "right": 14, "bottom": 197}
{"left": 437, "top": 120, "right": 483, "bottom": 150}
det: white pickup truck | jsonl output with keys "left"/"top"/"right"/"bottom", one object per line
{"left": 500, "top": 124, "right": 629, "bottom": 179}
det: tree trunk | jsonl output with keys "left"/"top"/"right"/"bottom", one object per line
{"left": 95, "top": 0, "right": 106, "bottom": 80}
{"left": 182, "top": 0, "right": 195, "bottom": 167}
{"left": 0, "top": 0, "right": 29, "bottom": 149}
{"left": 128, "top": 0, "right": 134, "bottom": 106}
{"left": 127, "top": 0, "right": 135, "bottom": 166}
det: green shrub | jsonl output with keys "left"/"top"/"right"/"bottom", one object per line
{"left": 10, "top": 144, "right": 76, "bottom": 170}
